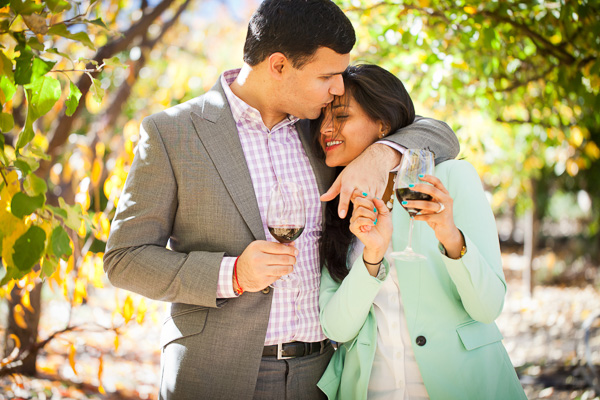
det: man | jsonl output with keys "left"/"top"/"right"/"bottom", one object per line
{"left": 103, "top": 1, "right": 460, "bottom": 399}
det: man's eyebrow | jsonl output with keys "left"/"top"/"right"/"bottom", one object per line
{"left": 322, "top": 70, "right": 345, "bottom": 77}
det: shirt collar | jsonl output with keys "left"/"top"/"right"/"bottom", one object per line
{"left": 221, "top": 69, "right": 300, "bottom": 132}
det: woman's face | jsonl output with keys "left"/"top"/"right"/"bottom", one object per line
{"left": 319, "top": 94, "right": 384, "bottom": 167}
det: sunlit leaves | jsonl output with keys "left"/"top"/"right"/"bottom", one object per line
{"left": 65, "top": 81, "right": 82, "bottom": 116}
{"left": 48, "top": 23, "right": 95, "bottom": 50}
{"left": 10, "top": 192, "right": 44, "bottom": 218}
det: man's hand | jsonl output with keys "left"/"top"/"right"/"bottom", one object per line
{"left": 234, "top": 240, "right": 298, "bottom": 292}
{"left": 320, "top": 143, "right": 401, "bottom": 218}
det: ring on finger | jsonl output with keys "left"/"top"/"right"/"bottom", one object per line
{"left": 435, "top": 202, "right": 445, "bottom": 214}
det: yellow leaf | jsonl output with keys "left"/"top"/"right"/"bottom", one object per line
{"left": 13, "top": 304, "right": 27, "bottom": 329}
{"left": 122, "top": 295, "right": 134, "bottom": 323}
{"left": 68, "top": 344, "right": 77, "bottom": 375}
{"left": 136, "top": 297, "right": 147, "bottom": 324}
{"left": 73, "top": 278, "right": 87, "bottom": 306}
{"left": 78, "top": 219, "right": 87, "bottom": 238}
{"left": 464, "top": 6, "right": 477, "bottom": 14}
{"left": 585, "top": 141, "right": 600, "bottom": 160}
{"left": 8, "top": 333, "right": 21, "bottom": 350}
{"left": 98, "top": 355, "right": 104, "bottom": 393}
{"left": 114, "top": 334, "right": 119, "bottom": 352}
{"left": 21, "top": 290, "right": 35, "bottom": 313}
{"left": 91, "top": 158, "right": 103, "bottom": 186}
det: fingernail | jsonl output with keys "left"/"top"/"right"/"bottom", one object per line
{"left": 374, "top": 219, "right": 377, "bottom": 225}
{"left": 408, "top": 184, "right": 415, "bottom": 188}
{"left": 362, "top": 192, "right": 368, "bottom": 196}
{"left": 418, "top": 174, "right": 424, "bottom": 178}
{"left": 402, "top": 201, "right": 408, "bottom": 205}
{"left": 373, "top": 207, "right": 377, "bottom": 213}
{"left": 340, "top": 209, "right": 347, "bottom": 218}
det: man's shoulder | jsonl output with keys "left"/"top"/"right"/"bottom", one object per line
{"left": 145, "top": 78, "right": 226, "bottom": 124}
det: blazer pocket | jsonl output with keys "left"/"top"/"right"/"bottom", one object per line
{"left": 160, "top": 306, "right": 209, "bottom": 348}
{"left": 456, "top": 320, "right": 503, "bottom": 351}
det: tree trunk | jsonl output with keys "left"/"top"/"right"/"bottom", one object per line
{"left": 3, "top": 282, "right": 43, "bottom": 375}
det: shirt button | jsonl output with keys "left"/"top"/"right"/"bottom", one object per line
{"left": 416, "top": 335, "right": 427, "bottom": 346}
{"left": 262, "top": 287, "right": 270, "bottom": 294}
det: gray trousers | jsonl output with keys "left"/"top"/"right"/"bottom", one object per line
{"left": 253, "top": 345, "right": 335, "bottom": 400}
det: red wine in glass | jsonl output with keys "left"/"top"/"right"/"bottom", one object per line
{"left": 268, "top": 226, "right": 305, "bottom": 243}
{"left": 395, "top": 188, "right": 433, "bottom": 217}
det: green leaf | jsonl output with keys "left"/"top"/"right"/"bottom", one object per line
{"left": 50, "top": 225, "right": 72, "bottom": 259}
{"left": 31, "top": 57, "right": 56, "bottom": 79}
{"left": 46, "top": 204, "right": 68, "bottom": 220}
{"left": 26, "top": 75, "right": 61, "bottom": 117}
{"left": 11, "top": 192, "right": 45, "bottom": 218}
{"left": 102, "top": 56, "right": 127, "bottom": 69}
{"left": 14, "top": 45, "right": 33, "bottom": 85}
{"left": 10, "top": 0, "right": 45, "bottom": 15}
{"left": 65, "top": 81, "right": 82, "bottom": 116}
{"left": 0, "top": 130, "right": 4, "bottom": 151}
{"left": 89, "top": 76, "right": 104, "bottom": 104}
{"left": 48, "top": 23, "right": 95, "bottom": 50}
{"left": 0, "top": 112, "right": 13, "bottom": 132}
{"left": 58, "top": 197, "right": 83, "bottom": 231}
{"left": 87, "top": 17, "right": 108, "bottom": 29}
{"left": 24, "top": 172, "right": 47, "bottom": 195}
{"left": 0, "top": 75, "right": 17, "bottom": 102}
{"left": 14, "top": 159, "right": 31, "bottom": 175}
{"left": 46, "top": 0, "right": 72, "bottom": 13}
{"left": 41, "top": 255, "right": 58, "bottom": 278}
{"left": 0, "top": 0, "right": 9, "bottom": 8}
{"left": 27, "top": 36, "right": 45, "bottom": 51}
{"left": 13, "top": 225, "right": 46, "bottom": 271}
{"left": 47, "top": 47, "right": 72, "bottom": 62}
{"left": 0, "top": 51, "right": 14, "bottom": 79}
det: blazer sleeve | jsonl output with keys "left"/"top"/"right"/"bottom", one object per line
{"left": 319, "top": 258, "right": 389, "bottom": 343}
{"left": 441, "top": 160, "right": 507, "bottom": 323}
{"left": 384, "top": 116, "right": 460, "bottom": 164}
{"left": 103, "top": 116, "right": 223, "bottom": 308}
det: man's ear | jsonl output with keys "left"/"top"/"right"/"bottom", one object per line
{"left": 268, "top": 52, "right": 288, "bottom": 80}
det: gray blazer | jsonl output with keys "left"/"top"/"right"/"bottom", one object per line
{"left": 103, "top": 77, "right": 460, "bottom": 399}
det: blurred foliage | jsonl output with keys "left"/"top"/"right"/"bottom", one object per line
{"left": 340, "top": 0, "right": 600, "bottom": 242}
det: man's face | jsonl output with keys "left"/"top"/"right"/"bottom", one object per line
{"left": 280, "top": 47, "right": 350, "bottom": 120}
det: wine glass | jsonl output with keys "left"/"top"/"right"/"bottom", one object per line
{"left": 267, "top": 180, "right": 306, "bottom": 287}
{"left": 391, "top": 149, "right": 435, "bottom": 261}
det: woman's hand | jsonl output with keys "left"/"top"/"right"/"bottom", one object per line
{"left": 405, "top": 175, "right": 465, "bottom": 259}
{"left": 349, "top": 190, "right": 392, "bottom": 274}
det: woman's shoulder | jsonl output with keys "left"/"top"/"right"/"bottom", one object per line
{"left": 436, "top": 158, "right": 480, "bottom": 175}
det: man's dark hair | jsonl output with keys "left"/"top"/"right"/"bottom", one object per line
{"left": 310, "top": 64, "right": 415, "bottom": 283}
{"left": 243, "top": 0, "right": 356, "bottom": 69}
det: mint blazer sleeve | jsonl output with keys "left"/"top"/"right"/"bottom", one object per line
{"left": 441, "top": 160, "right": 507, "bottom": 323}
{"left": 384, "top": 116, "right": 460, "bottom": 164}
{"left": 319, "top": 258, "right": 389, "bottom": 343}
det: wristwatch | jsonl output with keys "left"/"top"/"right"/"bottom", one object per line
{"left": 438, "top": 230, "right": 467, "bottom": 259}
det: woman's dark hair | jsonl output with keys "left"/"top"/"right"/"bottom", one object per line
{"left": 243, "top": 0, "right": 356, "bottom": 68}
{"left": 311, "top": 64, "right": 415, "bottom": 282}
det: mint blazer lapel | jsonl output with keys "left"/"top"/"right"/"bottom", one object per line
{"left": 189, "top": 82, "right": 265, "bottom": 241}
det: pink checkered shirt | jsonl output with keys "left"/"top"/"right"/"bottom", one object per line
{"left": 216, "top": 69, "right": 326, "bottom": 345}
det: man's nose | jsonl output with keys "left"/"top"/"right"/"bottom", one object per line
{"left": 329, "top": 74, "right": 344, "bottom": 96}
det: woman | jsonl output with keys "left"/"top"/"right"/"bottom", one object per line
{"left": 311, "top": 65, "right": 526, "bottom": 400}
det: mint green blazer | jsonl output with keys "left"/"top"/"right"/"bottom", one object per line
{"left": 318, "top": 160, "right": 527, "bottom": 400}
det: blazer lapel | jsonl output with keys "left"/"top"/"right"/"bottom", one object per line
{"left": 190, "top": 81, "right": 265, "bottom": 241}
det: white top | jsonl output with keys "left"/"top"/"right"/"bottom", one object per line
{"left": 349, "top": 242, "right": 430, "bottom": 400}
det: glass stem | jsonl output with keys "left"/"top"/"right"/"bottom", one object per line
{"left": 406, "top": 216, "right": 415, "bottom": 251}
